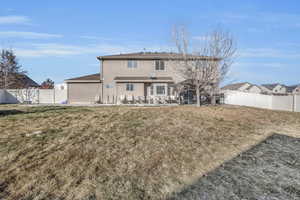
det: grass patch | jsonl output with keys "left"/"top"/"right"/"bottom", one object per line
{"left": 0, "top": 105, "right": 299, "bottom": 200}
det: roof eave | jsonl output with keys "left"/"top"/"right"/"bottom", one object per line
{"left": 65, "top": 80, "right": 102, "bottom": 83}
{"left": 115, "top": 80, "right": 174, "bottom": 83}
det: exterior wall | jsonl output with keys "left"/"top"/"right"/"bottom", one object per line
{"left": 260, "top": 86, "right": 272, "bottom": 94}
{"left": 68, "top": 82, "right": 101, "bottom": 104}
{"left": 272, "top": 85, "right": 286, "bottom": 94}
{"left": 101, "top": 59, "right": 182, "bottom": 103}
{"left": 116, "top": 83, "right": 145, "bottom": 98}
{"left": 293, "top": 86, "right": 300, "bottom": 95}
{"left": 238, "top": 83, "right": 251, "bottom": 91}
{"left": 247, "top": 85, "right": 262, "bottom": 93}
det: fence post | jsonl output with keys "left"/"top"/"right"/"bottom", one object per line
{"left": 38, "top": 89, "right": 40, "bottom": 104}
{"left": 53, "top": 89, "right": 55, "bottom": 104}
{"left": 293, "top": 95, "right": 295, "bottom": 112}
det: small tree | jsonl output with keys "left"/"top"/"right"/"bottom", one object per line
{"left": 41, "top": 78, "right": 55, "bottom": 89}
{"left": 0, "top": 49, "right": 26, "bottom": 89}
{"left": 172, "top": 26, "right": 236, "bottom": 106}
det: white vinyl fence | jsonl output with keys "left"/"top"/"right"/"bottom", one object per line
{"left": 0, "top": 89, "right": 67, "bottom": 104}
{"left": 224, "top": 91, "right": 300, "bottom": 112}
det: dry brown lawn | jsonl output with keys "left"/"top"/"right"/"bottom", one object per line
{"left": 0, "top": 105, "right": 299, "bottom": 200}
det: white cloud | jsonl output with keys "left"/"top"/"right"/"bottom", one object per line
{"left": 13, "top": 43, "right": 171, "bottom": 58}
{"left": 0, "top": 31, "right": 63, "bottom": 39}
{"left": 80, "top": 35, "right": 109, "bottom": 40}
{"left": 239, "top": 48, "right": 300, "bottom": 59}
{"left": 234, "top": 62, "right": 285, "bottom": 69}
{"left": 220, "top": 12, "right": 300, "bottom": 29}
{"left": 0, "top": 15, "right": 31, "bottom": 24}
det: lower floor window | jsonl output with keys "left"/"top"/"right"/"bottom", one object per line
{"left": 126, "top": 83, "right": 134, "bottom": 91}
{"left": 156, "top": 85, "right": 165, "bottom": 95}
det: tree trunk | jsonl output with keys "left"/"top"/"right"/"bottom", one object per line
{"left": 196, "top": 86, "right": 200, "bottom": 107}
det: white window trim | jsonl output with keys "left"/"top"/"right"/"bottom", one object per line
{"left": 152, "top": 83, "right": 167, "bottom": 96}
{"left": 127, "top": 60, "right": 137, "bottom": 69}
{"left": 154, "top": 60, "right": 166, "bottom": 71}
{"left": 126, "top": 83, "right": 134, "bottom": 91}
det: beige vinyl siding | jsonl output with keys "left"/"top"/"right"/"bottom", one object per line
{"left": 101, "top": 59, "right": 181, "bottom": 101}
{"left": 68, "top": 82, "right": 101, "bottom": 104}
{"left": 116, "top": 83, "right": 145, "bottom": 97}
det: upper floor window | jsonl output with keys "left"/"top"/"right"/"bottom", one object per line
{"left": 155, "top": 60, "right": 165, "bottom": 71}
{"left": 128, "top": 60, "right": 137, "bottom": 68}
{"left": 126, "top": 83, "right": 134, "bottom": 91}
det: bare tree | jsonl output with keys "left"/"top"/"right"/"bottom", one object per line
{"left": 172, "top": 26, "right": 236, "bottom": 106}
{"left": 0, "top": 49, "right": 26, "bottom": 89}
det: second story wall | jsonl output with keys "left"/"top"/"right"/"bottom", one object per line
{"left": 102, "top": 59, "right": 183, "bottom": 84}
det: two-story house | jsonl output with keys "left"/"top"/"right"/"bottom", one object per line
{"left": 97, "top": 52, "right": 188, "bottom": 104}
{"left": 66, "top": 52, "right": 211, "bottom": 104}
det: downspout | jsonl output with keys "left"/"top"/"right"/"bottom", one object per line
{"left": 99, "top": 58, "right": 104, "bottom": 103}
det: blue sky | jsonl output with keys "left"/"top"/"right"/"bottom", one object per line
{"left": 0, "top": 0, "right": 300, "bottom": 85}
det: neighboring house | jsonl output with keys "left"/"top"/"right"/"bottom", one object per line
{"left": 286, "top": 84, "right": 300, "bottom": 95}
{"left": 221, "top": 82, "right": 251, "bottom": 92}
{"left": 245, "top": 84, "right": 263, "bottom": 93}
{"left": 66, "top": 52, "right": 213, "bottom": 104}
{"left": 261, "top": 83, "right": 287, "bottom": 94}
{"left": 0, "top": 73, "right": 39, "bottom": 89}
{"left": 221, "top": 82, "right": 262, "bottom": 94}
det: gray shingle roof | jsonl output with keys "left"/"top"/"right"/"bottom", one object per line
{"left": 286, "top": 84, "right": 300, "bottom": 93}
{"left": 97, "top": 52, "right": 217, "bottom": 61}
{"left": 221, "top": 82, "right": 249, "bottom": 90}
{"left": 261, "top": 83, "right": 281, "bottom": 90}
{"left": 65, "top": 73, "right": 101, "bottom": 82}
{"left": 0, "top": 73, "right": 39, "bottom": 89}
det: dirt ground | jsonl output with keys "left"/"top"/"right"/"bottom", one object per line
{"left": 0, "top": 105, "right": 300, "bottom": 200}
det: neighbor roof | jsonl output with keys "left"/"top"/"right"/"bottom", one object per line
{"left": 221, "top": 82, "right": 249, "bottom": 90}
{"left": 261, "top": 83, "right": 284, "bottom": 90}
{"left": 0, "top": 73, "right": 39, "bottom": 89}
{"left": 65, "top": 73, "right": 101, "bottom": 83}
{"left": 286, "top": 84, "right": 300, "bottom": 93}
{"left": 97, "top": 52, "right": 217, "bottom": 61}
{"left": 114, "top": 76, "right": 174, "bottom": 83}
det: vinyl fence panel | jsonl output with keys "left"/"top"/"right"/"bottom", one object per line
{"left": 224, "top": 91, "right": 272, "bottom": 109}
{"left": 0, "top": 89, "right": 6, "bottom": 103}
{"left": 295, "top": 95, "right": 300, "bottom": 112}
{"left": 272, "top": 95, "right": 294, "bottom": 112}
{"left": 224, "top": 91, "right": 300, "bottom": 112}
{"left": 0, "top": 89, "right": 67, "bottom": 104}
